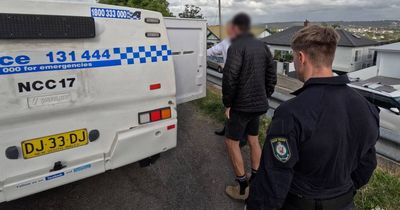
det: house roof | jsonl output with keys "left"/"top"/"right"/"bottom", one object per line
{"left": 207, "top": 29, "right": 220, "bottom": 41}
{"left": 372, "top": 42, "right": 400, "bottom": 53}
{"left": 208, "top": 25, "right": 270, "bottom": 40}
{"left": 261, "top": 26, "right": 378, "bottom": 47}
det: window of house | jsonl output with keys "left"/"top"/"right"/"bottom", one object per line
{"left": 367, "top": 50, "right": 373, "bottom": 59}
{"left": 354, "top": 50, "right": 360, "bottom": 62}
{"left": 273, "top": 50, "right": 292, "bottom": 62}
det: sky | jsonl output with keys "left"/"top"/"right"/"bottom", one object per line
{"left": 168, "top": 0, "right": 400, "bottom": 25}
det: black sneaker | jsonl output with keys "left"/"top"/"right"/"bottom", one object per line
{"left": 214, "top": 127, "right": 225, "bottom": 136}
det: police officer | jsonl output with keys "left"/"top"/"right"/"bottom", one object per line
{"left": 246, "top": 25, "right": 380, "bottom": 210}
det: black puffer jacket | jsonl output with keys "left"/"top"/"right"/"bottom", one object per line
{"left": 222, "top": 33, "right": 276, "bottom": 113}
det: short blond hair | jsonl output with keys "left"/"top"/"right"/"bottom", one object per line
{"left": 291, "top": 25, "right": 340, "bottom": 67}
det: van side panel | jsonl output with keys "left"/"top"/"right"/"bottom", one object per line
{"left": 0, "top": 0, "right": 177, "bottom": 201}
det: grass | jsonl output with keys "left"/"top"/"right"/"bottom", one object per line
{"left": 193, "top": 88, "right": 400, "bottom": 210}
{"left": 355, "top": 168, "right": 400, "bottom": 210}
{"left": 193, "top": 89, "right": 226, "bottom": 124}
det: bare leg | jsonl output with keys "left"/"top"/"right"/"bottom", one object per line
{"left": 225, "top": 138, "right": 245, "bottom": 176}
{"left": 247, "top": 135, "right": 262, "bottom": 170}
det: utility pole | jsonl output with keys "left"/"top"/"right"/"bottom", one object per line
{"left": 218, "top": 0, "right": 222, "bottom": 41}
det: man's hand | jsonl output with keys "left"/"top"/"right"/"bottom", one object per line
{"left": 225, "top": 107, "right": 231, "bottom": 119}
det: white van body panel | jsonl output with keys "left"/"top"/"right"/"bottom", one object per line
{"left": 164, "top": 18, "right": 207, "bottom": 104}
{"left": 0, "top": 0, "right": 205, "bottom": 202}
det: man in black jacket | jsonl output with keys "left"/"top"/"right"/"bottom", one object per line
{"left": 222, "top": 13, "right": 276, "bottom": 200}
{"left": 246, "top": 25, "right": 379, "bottom": 210}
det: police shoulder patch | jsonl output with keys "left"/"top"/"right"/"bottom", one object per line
{"left": 270, "top": 137, "right": 291, "bottom": 163}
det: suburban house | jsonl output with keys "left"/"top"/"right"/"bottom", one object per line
{"left": 262, "top": 21, "right": 379, "bottom": 74}
{"left": 347, "top": 42, "right": 400, "bottom": 133}
{"left": 349, "top": 42, "right": 400, "bottom": 80}
{"left": 207, "top": 25, "right": 271, "bottom": 47}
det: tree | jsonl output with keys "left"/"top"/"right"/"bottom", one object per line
{"left": 332, "top": 24, "right": 341, "bottom": 29}
{"left": 178, "top": 4, "right": 204, "bottom": 19}
{"left": 99, "top": 0, "right": 173, "bottom": 17}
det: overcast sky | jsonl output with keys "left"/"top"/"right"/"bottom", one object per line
{"left": 168, "top": 0, "right": 400, "bottom": 25}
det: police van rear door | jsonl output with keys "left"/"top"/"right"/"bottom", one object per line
{"left": 164, "top": 18, "right": 207, "bottom": 104}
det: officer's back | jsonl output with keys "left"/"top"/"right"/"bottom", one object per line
{"left": 287, "top": 75, "right": 379, "bottom": 198}
{"left": 247, "top": 25, "right": 379, "bottom": 210}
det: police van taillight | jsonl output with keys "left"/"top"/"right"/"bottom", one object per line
{"left": 139, "top": 107, "right": 171, "bottom": 124}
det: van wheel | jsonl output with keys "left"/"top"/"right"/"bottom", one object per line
{"left": 217, "top": 66, "right": 223, "bottom": 73}
{"left": 139, "top": 154, "right": 161, "bottom": 167}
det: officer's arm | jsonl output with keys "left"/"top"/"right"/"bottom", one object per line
{"left": 264, "top": 44, "right": 277, "bottom": 98}
{"left": 222, "top": 46, "right": 242, "bottom": 108}
{"left": 247, "top": 107, "right": 300, "bottom": 210}
{"left": 351, "top": 146, "right": 377, "bottom": 189}
{"left": 351, "top": 106, "right": 379, "bottom": 190}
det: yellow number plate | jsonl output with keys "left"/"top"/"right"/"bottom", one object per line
{"left": 21, "top": 129, "right": 88, "bottom": 159}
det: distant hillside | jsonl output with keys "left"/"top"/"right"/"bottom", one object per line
{"left": 258, "top": 20, "right": 400, "bottom": 29}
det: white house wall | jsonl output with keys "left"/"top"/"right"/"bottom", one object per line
{"left": 351, "top": 47, "right": 375, "bottom": 71}
{"left": 377, "top": 51, "right": 400, "bottom": 78}
{"left": 258, "top": 31, "right": 271, "bottom": 39}
{"left": 333, "top": 47, "right": 353, "bottom": 72}
{"left": 269, "top": 45, "right": 375, "bottom": 73}
{"left": 333, "top": 47, "right": 374, "bottom": 73}
{"left": 268, "top": 45, "right": 292, "bottom": 55}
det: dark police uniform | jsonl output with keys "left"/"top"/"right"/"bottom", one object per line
{"left": 247, "top": 75, "right": 380, "bottom": 210}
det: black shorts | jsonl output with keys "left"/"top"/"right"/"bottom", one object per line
{"left": 225, "top": 110, "right": 263, "bottom": 141}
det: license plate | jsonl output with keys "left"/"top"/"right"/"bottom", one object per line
{"left": 21, "top": 129, "right": 88, "bottom": 159}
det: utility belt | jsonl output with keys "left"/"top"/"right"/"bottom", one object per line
{"left": 285, "top": 190, "right": 354, "bottom": 210}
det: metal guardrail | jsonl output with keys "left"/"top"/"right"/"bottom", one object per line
{"left": 207, "top": 69, "right": 400, "bottom": 164}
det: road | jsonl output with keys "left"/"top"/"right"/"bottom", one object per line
{"left": 0, "top": 103, "right": 250, "bottom": 210}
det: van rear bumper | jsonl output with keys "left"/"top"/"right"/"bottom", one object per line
{"left": 106, "top": 119, "right": 177, "bottom": 170}
{"left": 2, "top": 157, "right": 105, "bottom": 202}
{"left": 1, "top": 119, "right": 177, "bottom": 203}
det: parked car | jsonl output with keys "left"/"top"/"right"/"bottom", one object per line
{"left": 349, "top": 76, "right": 400, "bottom": 132}
{"left": 207, "top": 56, "right": 224, "bottom": 73}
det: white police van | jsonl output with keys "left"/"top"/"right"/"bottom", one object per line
{"left": 0, "top": 0, "right": 206, "bottom": 202}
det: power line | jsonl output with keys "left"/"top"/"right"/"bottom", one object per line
{"left": 218, "top": 0, "right": 222, "bottom": 35}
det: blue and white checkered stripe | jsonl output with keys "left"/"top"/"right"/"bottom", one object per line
{"left": 113, "top": 45, "right": 172, "bottom": 65}
{"left": 0, "top": 45, "right": 173, "bottom": 76}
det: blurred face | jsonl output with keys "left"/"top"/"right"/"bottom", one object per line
{"left": 230, "top": 24, "right": 243, "bottom": 38}
{"left": 226, "top": 23, "right": 236, "bottom": 39}
{"left": 293, "top": 50, "right": 307, "bottom": 82}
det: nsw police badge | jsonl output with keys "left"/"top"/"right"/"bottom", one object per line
{"left": 271, "top": 137, "right": 291, "bottom": 163}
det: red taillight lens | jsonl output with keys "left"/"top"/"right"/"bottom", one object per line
{"left": 150, "top": 110, "right": 161, "bottom": 121}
